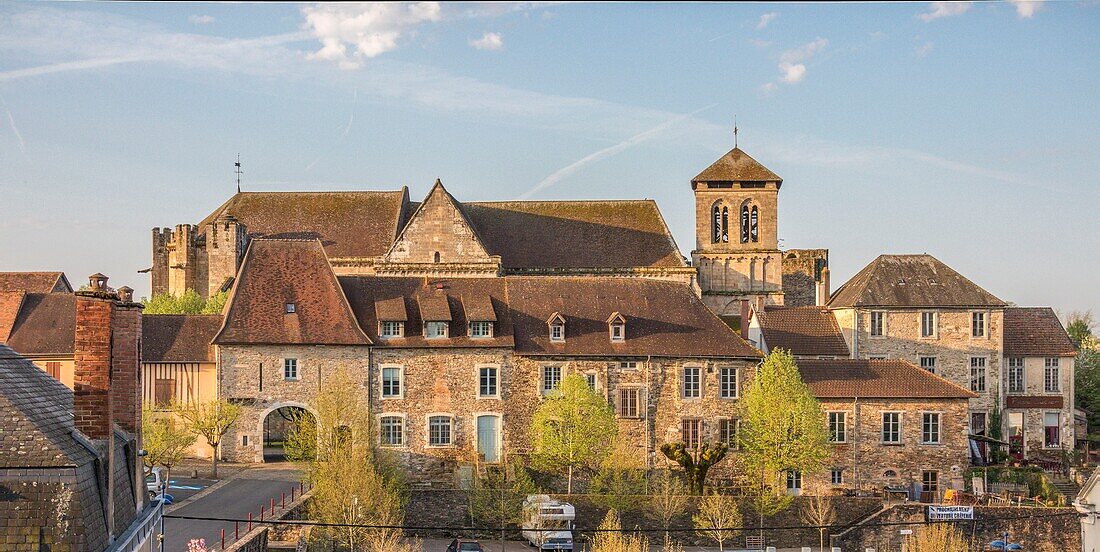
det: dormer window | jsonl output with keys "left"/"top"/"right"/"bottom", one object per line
{"left": 607, "top": 312, "right": 626, "bottom": 342}
{"left": 285, "top": 303, "right": 296, "bottom": 314}
{"left": 380, "top": 321, "right": 404, "bottom": 338}
{"left": 547, "top": 312, "right": 566, "bottom": 343}
{"left": 469, "top": 321, "right": 493, "bottom": 338}
{"left": 425, "top": 321, "right": 448, "bottom": 338}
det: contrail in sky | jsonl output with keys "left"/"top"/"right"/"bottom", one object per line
{"left": 0, "top": 94, "right": 29, "bottom": 160}
{"left": 518, "top": 103, "right": 718, "bottom": 200}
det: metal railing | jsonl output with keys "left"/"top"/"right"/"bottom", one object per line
{"left": 108, "top": 499, "right": 164, "bottom": 552}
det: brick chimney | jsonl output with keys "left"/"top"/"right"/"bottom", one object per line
{"left": 73, "top": 274, "right": 143, "bottom": 440}
{"left": 815, "top": 267, "right": 831, "bottom": 307}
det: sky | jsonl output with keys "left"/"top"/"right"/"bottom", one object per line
{"left": 0, "top": 1, "right": 1097, "bottom": 317}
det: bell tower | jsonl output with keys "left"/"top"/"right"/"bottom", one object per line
{"left": 691, "top": 146, "right": 785, "bottom": 314}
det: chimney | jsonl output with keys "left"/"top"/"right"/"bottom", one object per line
{"left": 815, "top": 267, "right": 831, "bottom": 307}
{"left": 739, "top": 299, "right": 751, "bottom": 340}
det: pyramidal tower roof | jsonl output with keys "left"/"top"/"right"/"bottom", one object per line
{"left": 692, "top": 147, "right": 782, "bottom": 186}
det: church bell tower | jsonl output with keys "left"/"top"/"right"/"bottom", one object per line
{"left": 691, "top": 146, "right": 785, "bottom": 315}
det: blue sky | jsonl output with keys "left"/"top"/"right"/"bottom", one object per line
{"left": 0, "top": 2, "right": 1097, "bottom": 316}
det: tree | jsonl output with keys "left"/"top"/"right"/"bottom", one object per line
{"left": 467, "top": 459, "right": 539, "bottom": 532}
{"left": 648, "top": 469, "right": 689, "bottom": 545}
{"left": 590, "top": 438, "right": 648, "bottom": 513}
{"left": 174, "top": 399, "right": 243, "bottom": 478}
{"left": 799, "top": 485, "right": 836, "bottom": 552}
{"left": 529, "top": 373, "right": 618, "bottom": 493}
{"left": 659, "top": 442, "right": 728, "bottom": 495}
{"left": 1076, "top": 335, "right": 1100, "bottom": 431}
{"left": 693, "top": 491, "right": 742, "bottom": 552}
{"left": 903, "top": 523, "right": 969, "bottom": 552}
{"left": 737, "top": 349, "right": 829, "bottom": 535}
{"left": 1067, "top": 311, "right": 1095, "bottom": 348}
{"left": 142, "top": 290, "right": 228, "bottom": 315}
{"left": 588, "top": 510, "right": 649, "bottom": 552}
{"left": 141, "top": 408, "right": 196, "bottom": 493}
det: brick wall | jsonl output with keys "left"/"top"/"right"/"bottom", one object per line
{"left": 111, "top": 303, "right": 142, "bottom": 434}
{"left": 74, "top": 295, "right": 113, "bottom": 440}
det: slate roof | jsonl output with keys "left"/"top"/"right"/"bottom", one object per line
{"left": 0, "top": 271, "right": 71, "bottom": 294}
{"left": 4, "top": 293, "right": 77, "bottom": 356}
{"left": 757, "top": 306, "right": 850, "bottom": 357}
{"left": 197, "top": 190, "right": 411, "bottom": 258}
{"left": 0, "top": 344, "right": 89, "bottom": 467}
{"left": 827, "top": 254, "right": 1006, "bottom": 308}
{"left": 213, "top": 239, "right": 371, "bottom": 346}
{"left": 456, "top": 200, "right": 687, "bottom": 269}
{"left": 1003, "top": 307, "right": 1077, "bottom": 357}
{"left": 340, "top": 276, "right": 515, "bottom": 348}
{"left": 143, "top": 314, "right": 222, "bottom": 363}
{"left": 692, "top": 147, "right": 782, "bottom": 185}
{"left": 506, "top": 277, "right": 760, "bottom": 358}
{"left": 797, "top": 359, "right": 978, "bottom": 399}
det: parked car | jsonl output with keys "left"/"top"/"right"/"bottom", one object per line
{"left": 446, "top": 539, "right": 484, "bottom": 552}
{"left": 145, "top": 467, "right": 165, "bottom": 499}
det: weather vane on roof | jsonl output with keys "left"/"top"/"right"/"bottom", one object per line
{"left": 733, "top": 116, "right": 739, "bottom": 148}
{"left": 235, "top": 154, "right": 243, "bottom": 193}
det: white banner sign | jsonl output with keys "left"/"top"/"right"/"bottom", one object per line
{"left": 927, "top": 506, "right": 974, "bottom": 520}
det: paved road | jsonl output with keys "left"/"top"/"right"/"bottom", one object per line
{"left": 162, "top": 464, "right": 301, "bottom": 552}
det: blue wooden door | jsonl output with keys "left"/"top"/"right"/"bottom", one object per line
{"left": 477, "top": 415, "right": 499, "bottom": 462}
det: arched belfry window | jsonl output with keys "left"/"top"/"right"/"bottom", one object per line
{"left": 712, "top": 203, "right": 729, "bottom": 243}
{"left": 750, "top": 206, "right": 759, "bottom": 242}
{"left": 740, "top": 205, "right": 750, "bottom": 243}
{"left": 721, "top": 207, "right": 729, "bottom": 242}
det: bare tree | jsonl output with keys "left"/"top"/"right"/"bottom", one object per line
{"left": 648, "top": 469, "right": 689, "bottom": 544}
{"left": 174, "top": 399, "right": 242, "bottom": 478}
{"left": 799, "top": 485, "right": 836, "bottom": 552}
{"left": 693, "top": 491, "right": 742, "bottom": 552}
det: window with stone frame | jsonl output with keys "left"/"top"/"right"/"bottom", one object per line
{"left": 618, "top": 387, "right": 641, "bottom": 418}
{"left": 971, "top": 311, "right": 987, "bottom": 338}
{"left": 828, "top": 411, "right": 847, "bottom": 443}
{"left": 549, "top": 321, "right": 565, "bottom": 342}
{"left": 718, "top": 418, "right": 739, "bottom": 448}
{"left": 380, "top": 321, "right": 404, "bottom": 338}
{"left": 970, "top": 357, "right": 987, "bottom": 393}
{"left": 786, "top": 470, "right": 802, "bottom": 494}
{"left": 1044, "top": 358, "right": 1060, "bottom": 393}
{"left": 479, "top": 366, "right": 498, "bottom": 398}
{"left": 428, "top": 415, "right": 453, "bottom": 446}
{"left": 920, "top": 311, "right": 937, "bottom": 338}
{"left": 922, "top": 470, "right": 939, "bottom": 495}
{"left": 619, "top": 361, "right": 639, "bottom": 370}
{"left": 681, "top": 418, "right": 701, "bottom": 449}
{"left": 425, "top": 321, "right": 448, "bottom": 338}
{"left": 921, "top": 412, "right": 941, "bottom": 444}
{"left": 1007, "top": 358, "right": 1024, "bottom": 393}
{"left": 380, "top": 416, "right": 404, "bottom": 446}
{"left": 584, "top": 373, "right": 597, "bottom": 391}
{"left": 381, "top": 366, "right": 403, "bottom": 398}
{"left": 831, "top": 469, "right": 844, "bottom": 486}
{"left": 541, "top": 365, "right": 561, "bottom": 395}
{"left": 682, "top": 366, "right": 701, "bottom": 399}
{"left": 919, "top": 356, "right": 937, "bottom": 374}
{"left": 1044, "top": 412, "right": 1060, "bottom": 448}
{"left": 469, "top": 321, "right": 493, "bottom": 338}
{"left": 719, "top": 367, "right": 738, "bottom": 399}
{"left": 284, "top": 358, "right": 298, "bottom": 380}
{"left": 882, "top": 412, "right": 901, "bottom": 443}
{"left": 870, "top": 311, "right": 885, "bottom": 337}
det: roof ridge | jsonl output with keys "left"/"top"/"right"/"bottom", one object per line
{"left": 470, "top": 199, "right": 658, "bottom": 205}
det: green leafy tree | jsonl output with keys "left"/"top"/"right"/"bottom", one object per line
{"left": 1066, "top": 311, "right": 1094, "bottom": 348}
{"left": 589, "top": 510, "right": 649, "bottom": 552}
{"left": 693, "top": 491, "right": 742, "bottom": 552}
{"left": 142, "top": 289, "right": 227, "bottom": 315}
{"left": 647, "top": 469, "right": 689, "bottom": 544}
{"left": 174, "top": 398, "right": 243, "bottom": 478}
{"left": 140, "top": 408, "right": 196, "bottom": 493}
{"left": 659, "top": 442, "right": 728, "bottom": 495}
{"left": 737, "top": 349, "right": 829, "bottom": 535}
{"left": 529, "top": 373, "right": 617, "bottom": 494}
{"left": 1075, "top": 335, "right": 1100, "bottom": 431}
{"left": 590, "top": 438, "right": 648, "bottom": 512}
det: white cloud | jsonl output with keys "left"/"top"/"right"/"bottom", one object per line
{"left": 779, "top": 63, "right": 806, "bottom": 84}
{"left": 188, "top": 15, "right": 215, "bottom": 25}
{"left": 916, "top": 42, "right": 934, "bottom": 57}
{"left": 780, "top": 38, "right": 828, "bottom": 65}
{"left": 756, "top": 12, "right": 778, "bottom": 30}
{"left": 470, "top": 32, "right": 503, "bottom": 51}
{"left": 1008, "top": 0, "right": 1044, "bottom": 18}
{"left": 759, "top": 38, "right": 827, "bottom": 91}
{"left": 918, "top": 2, "right": 972, "bottom": 22}
{"left": 301, "top": 3, "right": 442, "bottom": 68}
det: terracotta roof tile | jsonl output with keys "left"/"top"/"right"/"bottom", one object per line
{"left": 798, "top": 359, "right": 977, "bottom": 399}
{"left": 1003, "top": 307, "right": 1077, "bottom": 357}
{"left": 463, "top": 200, "right": 686, "bottom": 269}
{"left": 341, "top": 277, "right": 514, "bottom": 348}
{"left": 462, "top": 295, "right": 496, "bottom": 322}
{"left": 0, "top": 271, "right": 71, "bottom": 293}
{"left": 757, "top": 306, "right": 849, "bottom": 357}
{"left": 5, "top": 293, "right": 76, "bottom": 355}
{"left": 142, "top": 314, "right": 222, "bottom": 362}
{"left": 197, "top": 191, "right": 410, "bottom": 258}
{"left": 375, "top": 297, "right": 408, "bottom": 322}
{"left": 506, "top": 277, "right": 760, "bottom": 358}
{"left": 0, "top": 291, "right": 25, "bottom": 342}
{"left": 828, "top": 254, "right": 1005, "bottom": 308}
{"left": 213, "top": 239, "right": 370, "bottom": 345}
{"left": 418, "top": 292, "right": 452, "bottom": 322}
{"left": 692, "top": 147, "right": 782, "bottom": 184}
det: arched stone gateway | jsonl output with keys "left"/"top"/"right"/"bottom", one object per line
{"left": 256, "top": 402, "right": 317, "bottom": 463}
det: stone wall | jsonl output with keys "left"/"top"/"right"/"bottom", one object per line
{"left": 832, "top": 504, "right": 1079, "bottom": 551}
{"left": 781, "top": 248, "right": 829, "bottom": 308}
{"left": 1004, "top": 355, "right": 1075, "bottom": 455}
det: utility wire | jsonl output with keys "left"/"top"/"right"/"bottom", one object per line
{"left": 163, "top": 509, "right": 1078, "bottom": 533}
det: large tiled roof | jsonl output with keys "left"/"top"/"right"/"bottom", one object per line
{"left": 757, "top": 306, "right": 849, "bottom": 357}
{"left": 214, "top": 239, "right": 370, "bottom": 346}
{"left": 827, "top": 254, "right": 1005, "bottom": 308}
{"left": 0, "top": 271, "right": 71, "bottom": 293}
{"left": 798, "top": 359, "right": 977, "bottom": 399}
{"left": 0, "top": 345, "right": 90, "bottom": 467}
{"left": 4, "top": 293, "right": 76, "bottom": 356}
{"left": 506, "top": 277, "right": 760, "bottom": 358}
{"left": 462, "top": 200, "right": 687, "bottom": 269}
{"left": 692, "top": 147, "right": 782, "bottom": 184}
{"left": 0, "top": 291, "right": 24, "bottom": 342}
{"left": 1003, "top": 307, "right": 1077, "bottom": 357}
{"left": 197, "top": 190, "right": 411, "bottom": 258}
{"left": 340, "top": 276, "right": 515, "bottom": 348}
{"left": 143, "top": 314, "right": 222, "bottom": 362}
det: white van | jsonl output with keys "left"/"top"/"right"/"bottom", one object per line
{"left": 521, "top": 495, "right": 575, "bottom": 552}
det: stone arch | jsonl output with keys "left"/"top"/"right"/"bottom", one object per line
{"left": 256, "top": 401, "right": 318, "bottom": 463}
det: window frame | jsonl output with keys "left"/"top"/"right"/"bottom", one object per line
{"left": 469, "top": 321, "right": 493, "bottom": 339}
{"left": 379, "top": 414, "right": 406, "bottom": 447}
{"left": 1006, "top": 357, "right": 1025, "bottom": 394}
{"left": 718, "top": 418, "right": 740, "bottom": 449}
{"left": 1043, "top": 411, "right": 1061, "bottom": 448}
{"left": 920, "top": 311, "right": 937, "bottom": 339}
{"left": 610, "top": 322, "right": 625, "bottom": 342}
{"left": 786, "top": 470, "right": 802, "bottom": 494}
{"left": 831, "top": 469, "right": 844, "bottom": 486}
{"left": 970, "top": 356, "right": 988, "bottom": 393}
{"left": 971, "top": 311, "right": 987, "bottom": 339}
{"left": 681, "top": 418, "right": 702, "bottom": 449}
{"left": 719, "top": 366, "right": 739, "bottom": 399}
{"left": 379, "top": 321, "right": 404, "bottom": 339}
{"left": 478, "top": 365, "right": 499, "bottom": 399}
{"left": 881, "top": 411, "right": 902, "bottom": 444}
{"left": 828, "top": 411, "right": 847, "bottom": 443}
{"left": 1044, "top": 358, "right": 1060, "bottom": 393}
{"left": 283, "top": 358, "right": 298, "bottom": 381}
{"left": 617, "top": 386, "right": 642, "bottom": 419}
{"left": 921, "top": 412, "right": 942, "bottom": 445}
{"left": 919, "top": 356, "right": 937, "bottom": 374}
{"left": 922, "top": 470, "right": 939, "bottom": 495}
{"left": 869, "top": 311, "right": 886, "bottom": 337}
{"left": 425, "top": 321, "right": 449, "bottom": 339}
{"left": 583, "top": 372, "right": 598, "bottom": 392}
{"left": 380, "top": 365, "right": 404, "bottom": 399}
{"left": 541, "top": 365, "right": 562, "bottom": 395}
{"left": 681, "top": 365, "right": 702, "bottom": 399}
{"left": 154, "top": 378, "right": 176, "bottom": 408}
{"left": 549, "top": 322, "right": 565, "bottom": 342}
{"left": 426, "top": 414, "right": 455, "bottom": 447}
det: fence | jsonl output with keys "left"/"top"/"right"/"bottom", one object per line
{"left": 108, "top": 499, "right": 164, "bottom": 552}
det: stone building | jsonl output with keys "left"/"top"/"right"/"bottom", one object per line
{"left": 1002, "top": 307, "right": 1077, "bottom": 455}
